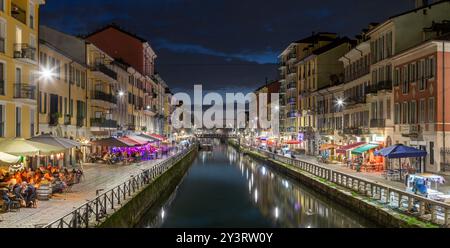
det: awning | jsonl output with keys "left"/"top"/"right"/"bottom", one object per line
{"left": 374, "top": 144, "right": 427, "bottom": 159}
{"left": 118, "top": 137, "right": 140, "bottom": 146}
{"left": 91, "top": 137, "right": 134, "bottom": 147}
{"left": 28, "top": 134, "right": 81, "bottom": 149}
{"left": 137, "top": 133, "right": 158, "bottom": 142}
{"left": 336, "top": 142, "right": 366, "bottom": 154}
{"left": 351, "top": 143, "right": 380, "bottom": 155}
{"left": 145, "top": 133, "right": 166, "bottom": 141}
{"left": 285, "top": 140, "right": 300, "bottom": 144}
{"left": 0, "top": 152, "right": 20, "bottom": 164}
{"left": 320, "top": 144, "right": 339, "bottom": 151}
{"left": 122, "top": 136, "right": 148, "bottom": 146}
{"left": 0, "top": 138, "right": 65, "bottom": 156}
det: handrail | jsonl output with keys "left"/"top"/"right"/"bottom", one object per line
{"left": 241, "top": 144, "right": 450, "bottom": 226}
{"left": 43, "top": 145, "right": 196, "bottom": 228}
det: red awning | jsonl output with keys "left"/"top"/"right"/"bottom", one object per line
{"left": 336, "top": 142, "right": 366, "bottom": 154}
{"left": 146, "top": 133, "right": 167, "bottom": 141}
{"left": 285, "top": 140, "right": 300, "bottom": 145}
{"left": 119, "top": 137, "right": 147, "bottom": 146}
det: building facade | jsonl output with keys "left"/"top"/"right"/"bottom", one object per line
{"left": 0, "top": 0, "right": 44, "bottom": 139}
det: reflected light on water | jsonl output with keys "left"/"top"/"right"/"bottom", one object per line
{"left": 254, "top": 189, "right": 258, "bottom": 203}
{"left": 161, "top": 209, "right": 165, "bottom": 219}
{"left": 274, "top": 207, "right": 279, "bottom": 219}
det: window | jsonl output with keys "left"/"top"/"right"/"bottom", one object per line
{"left": 0, "top": 62, "right": 4, "bottom": 95}
{"left": 59, "top": 96, "right": 62, "bottom": 114}
{"left": 386, "top": 32, "right": 393, "bottom": 57}
{"left": 64, "top": 97, "right": 67, "bottom": 115}
{"left": 430, "top": 142, "right": 434, "bottom": 165}
{"left": 410, "top": 101, "right": 416, "bottom": 124}
{"left": 30, "top": 110, "right": 35, "bottom": 137}
{"left": 418, "top": 60, "right": 425, "bottom": 90}
{"left": 394, "top": 68, "right": 400, "bottom": 86}
{"left": 0, "top": 104, "right": 4, "bottom": 137}
{"left": 44, "top": 93, "right": 47, "bottom": 114}
{"left": 64, "top": 64, "right": 68, "bottom": 82}
{"left": 76, "top": 69, "right": 80, "bottom": 86}
{"left": 419, "top": 99, "right": 426, "bottom": 123}
{"left": 15, "top": 67, "right": 21, "bottom": 84}
{"left": 428, "top": 98, "right": 435, "bottom": 122}
{"left": 70, "top": 99, "right": 73, "bottom": 116}
{"left": 15, "top": 107, "right": 21, "bottom": 137}
{"left": 402, "top": 66, "right": 408, "bottom": 94}
{"left": 394, "top": 103, "right": 400, "bottom": 124}
{"left": 29, "top": 2, "right": 35, "bottom": 29}
{"left": 430, "top": 56, "right": 436, "bottom": 78}
{"left": 0, "top": 19, "right": 6, "bottom": 53}
{"left": 402, "top": 102, "right": 408, "bottom": 124}
{"left": 56, "top": 60, "right": 61, "bottom": 80}
{"left": 387, "top": 99, "right": 391, "bottom": 120}
{"left": 0, "top": 0, "right": 4, "bottom": 12}
{"left": 81, "top": 71, "right": 86, "bottom": 89}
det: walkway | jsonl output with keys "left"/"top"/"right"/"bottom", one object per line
{"left": 291, "top": 153, "right": 450, "bottom": 194}
{"left": 0, "top": 153, "right": 177, "bottom": 228}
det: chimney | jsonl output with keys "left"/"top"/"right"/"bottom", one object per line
{"left": 415, "top": 0, "right": 429, "bottom": 8}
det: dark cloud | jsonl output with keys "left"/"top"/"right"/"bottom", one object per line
{"left": 41, "top": 0, "right": 413, "bottom": 93}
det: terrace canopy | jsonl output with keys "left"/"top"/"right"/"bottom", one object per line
{"left": 336, "top": 142, "right": 366, "bottom": 155}
{"left": 0, "top": 138, "right": 65, "bottom": 156}
{"left": 0, "top": 152, "right": 20, "bottom": 164}
{"left": 91, "top": 137, "right": 134, "bottom": 147}
{"left": 28, "top": 134, "right": 81, "bottom": 149}
{"left": 351, "top": 143, "right": 381, "bottom": 155}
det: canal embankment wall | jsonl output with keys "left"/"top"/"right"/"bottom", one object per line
{"left": 228, "top": 141, "right": 438, "bottom": 228}
{"left": 99, "top": 147, "right": 198, "bottom": 228}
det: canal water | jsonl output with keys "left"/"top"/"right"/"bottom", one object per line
{"left": 138, "top": 140, "right": 376, "bottom": 228}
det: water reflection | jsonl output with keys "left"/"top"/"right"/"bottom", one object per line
{"left": 226, "top": 147, "right": 375, "bottom": 228}
{"left": 139, "top": 142, "right": 375, "bottom": 228}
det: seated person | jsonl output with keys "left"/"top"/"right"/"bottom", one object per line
{"left": 1, "top": 189, "right": 13, "bottom": 211}
{"left": 24, "top": 184, "right": 37, "bottom": 208}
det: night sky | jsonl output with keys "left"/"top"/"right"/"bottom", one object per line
{"left": 41, "top": 0, "right": 413, "bottom": 95}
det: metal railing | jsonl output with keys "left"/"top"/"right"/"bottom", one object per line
{"left": 14, "top": 43, "right": 36, "bottom": 61}
{"left": 44, "top": 145, "right": 195, "bottom": 228}
{"left": 90, "top": 118, "right": 118, "bottom": 128}
{"left": 13, "top": 83, "right": 36, "bottom": 100}
{"left": 243, "top": 145, "right": 450, "bottom": 226}
{"left": 91, "top": 63, "right": 117, "bottom": 80}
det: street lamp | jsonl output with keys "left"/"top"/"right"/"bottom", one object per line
{"left": 36, "top": 67, "right": 56, "bottom": 135}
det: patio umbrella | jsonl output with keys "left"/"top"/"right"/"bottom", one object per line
{"left": 374, "top": 144, "right": 427, "bottom": 179}
{"left": 0, "top": 138, "right": 65, "bottom": 156}
{"left": 0, "top": 152, "right": 21, "bottom": 164}
{"left": 374, "top": 144, "right": 427, "bottom": 159}
{"left": 28, "top": 134, "right": 82, "bottom": 149}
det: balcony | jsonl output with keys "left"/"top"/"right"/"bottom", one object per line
{"left": 11, "top": 3, "right": 26, "bottom": 24}
{"left": 287, "top": 82, "right": 296, "bottom": 90}
{"left": 288, "top": 53, "right": 297, "bottom": 60}
{"left": 49, "top": 113, "right": 59, "bottom": 127}
{"left": 288, "top": 97, "right": 296, "bottom": 105}
{"left": 91, "top": 63, "right": 117, "bottom": 80}
{"left": 14, "top": 44, "right": 36, "bottom": 63}
{"left": 287, "top": 68, "right": 297, "bottom": 75}
{"left": 90, "top": 118, "right": 118, "bottom": 128}
{"left": 92, "top": 91, "right": 117, "bottom": 104}
{"left": 127, "top": 124, "right": 137, "bottom": 131}
{"left": 346, "top": 96, "right": 366, "bottom": 106}
{"left": 319, "top": 129, "right": 334, "bottom": 135}
{"left": 287, "top": 111, "right": 297, "bottom": 118}
{"left": 366, "top": 81, "right": 392, "bottom": 94}
{"left": 14, "top": 84, "right": 36, "bottom": 100}
{"left": 77, "top": 117, "right": 85, "bottom": 127}
{"left": 370, "top": 119, "right": 386, "bottom": 128}
{"left": 401, "top": 124, "right": 421, "bottom": 137}
{"left": 279, "top": 61, "right": 286, "bottom": 68}
{"left": 64, "top": 115, "right": 71, "bottom": 125}
{"left": 343, "top": 127, "right": 369, "bottom": 135}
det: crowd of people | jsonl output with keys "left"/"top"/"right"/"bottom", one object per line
{"left": 0, "top": 165, "right": 84, "bottom": 212}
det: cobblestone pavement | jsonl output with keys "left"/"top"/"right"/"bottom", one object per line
{"left": 0, "top": 153, "right": 175, "bottom": 228}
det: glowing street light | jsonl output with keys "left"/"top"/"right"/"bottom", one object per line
{"left": 118, "top": 90, "right": 125, "bottom": 97}
{"left": 39, "top": 67, "right": 56, "bottom": 81}
{"left": 336, "top": 98, "right": 345, "bottom": 107}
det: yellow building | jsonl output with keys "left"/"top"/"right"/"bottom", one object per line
{"left": 86, "top": 43, "right": 118, "bottom": 138}
{"left": 37, "top": 42, "right": 88, "bottom": 140}
{"left": 0, "top": 0, "right": 44, "bottom": 139}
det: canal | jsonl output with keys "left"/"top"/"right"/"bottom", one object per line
{"left": 138, "top": 140, "right": 376, "bottom": 228}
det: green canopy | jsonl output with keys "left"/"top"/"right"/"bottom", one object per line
{"left": 351, "top": 144, "right": 380, "bottom": 155}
